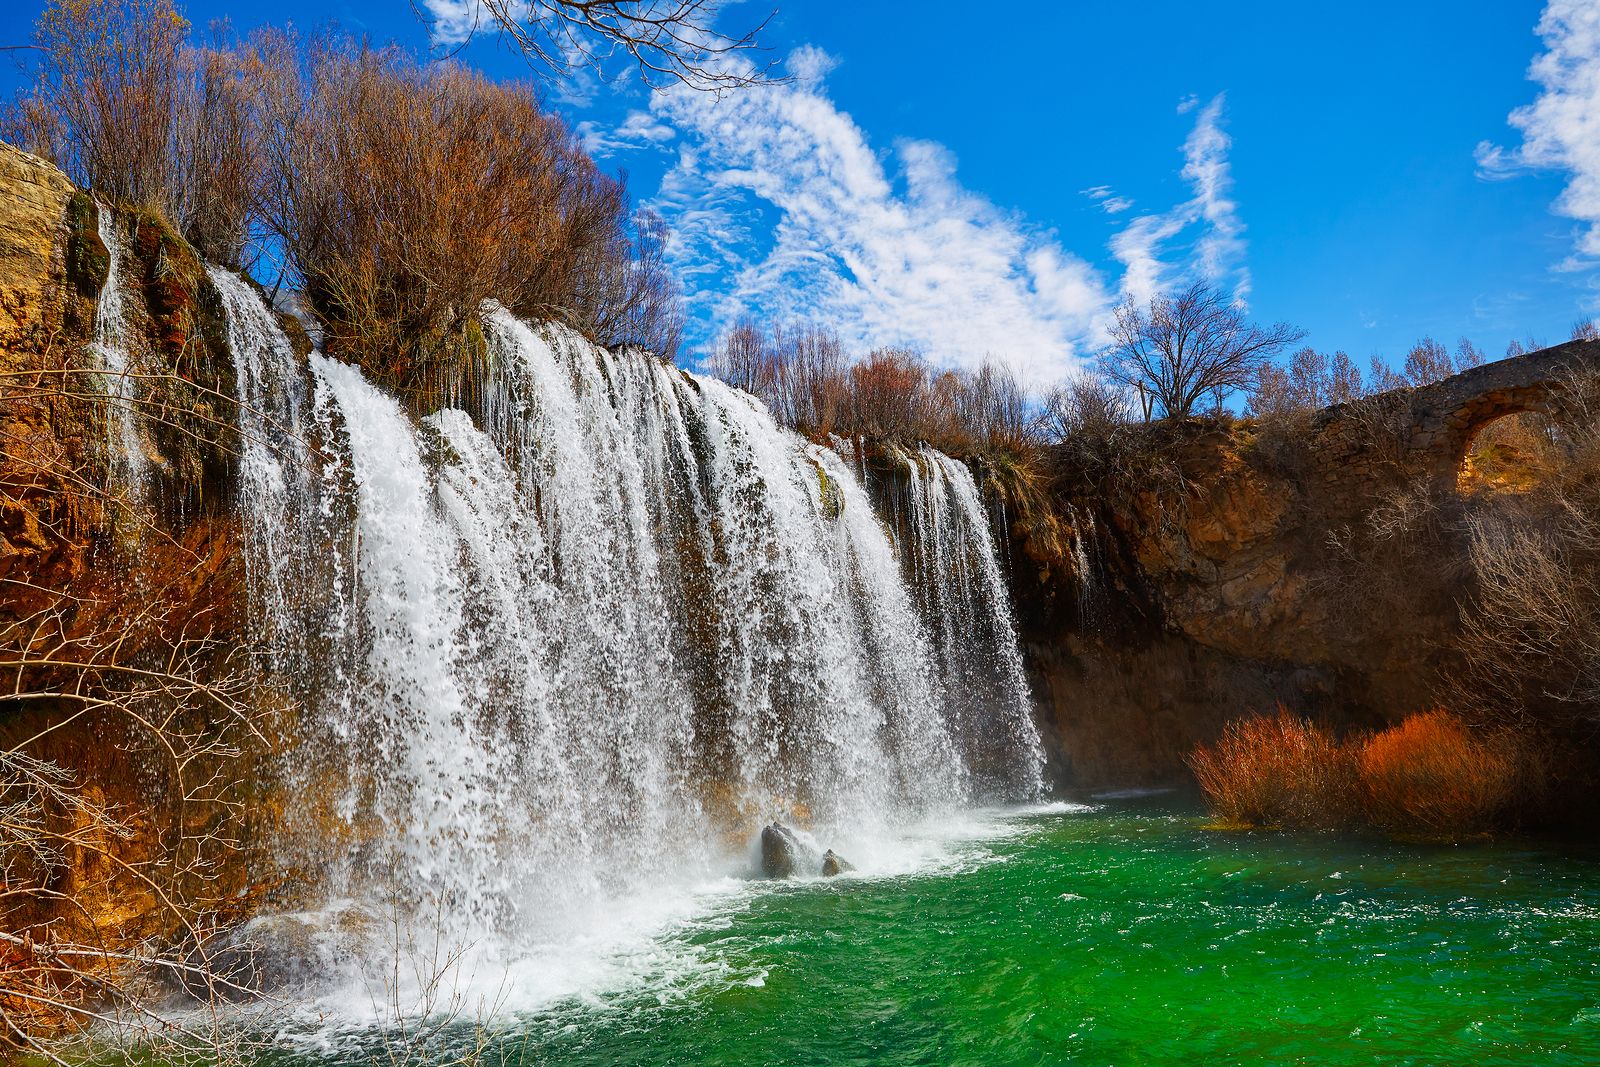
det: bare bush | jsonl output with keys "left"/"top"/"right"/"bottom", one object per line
{"left": 1451, "top": 364, "right": 1600, "bottom": 729}
{"left": 1037, "top": 375, "right": 1132, "bottom": 443}
{"left": 1188, "top": 708, "right": 1358, "bottom": 831}
{"left": 1190, "top": 708, "right": 1540, "bottom": 839}
{"left": 23, "top": 0, "right": 188, "bottom": 211}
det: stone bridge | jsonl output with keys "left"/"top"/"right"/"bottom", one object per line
{"left": 1309, "top": 337, "right": 1600, "bottom": 499}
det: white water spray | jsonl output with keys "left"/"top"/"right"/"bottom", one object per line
{"left": 210, "top": 295, "right": 1043, "bottom": 1007}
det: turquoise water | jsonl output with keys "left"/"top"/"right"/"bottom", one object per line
{"left": 270, "top": 795, "right": 1600, "bottom": 1066}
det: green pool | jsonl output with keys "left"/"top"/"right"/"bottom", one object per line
{"left": 263, "top": 794, "right": 1600, "bottom": 1066}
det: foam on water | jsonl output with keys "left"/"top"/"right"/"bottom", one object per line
{"left": 266, "top": 800, "right": 1086, "bottom": 1050}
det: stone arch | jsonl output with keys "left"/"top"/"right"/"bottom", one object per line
{"left": 1438, "top": 388, "right": 1555, "bottom": 487}
{"left": 1399, "top": 338, "right": 1600, "bottom": 488}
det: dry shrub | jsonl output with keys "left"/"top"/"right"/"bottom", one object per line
{"left": 1191, "top": 707, "right": 1546, "bottom": 838}
{"left": 713, "top": 320, "right": 1033, "bottom": 457}
{"left": 1450, "top": 365, "right": 1600, "bottom": 732}
{"left": 8, "top": 0, "right": 686, "bottom": 395}
{"left": 259, "top": 40, "right": 681, "bottom": 390}
{"left": 23, "top": 0, "right": 189, "bottom": 211}
{"left": 1187, "top": 707, "right": 1357, "bottom": 830}
{"left": 1357, "top": 710, "right": 1521, "bottom": 836}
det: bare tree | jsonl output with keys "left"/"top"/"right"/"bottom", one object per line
{"left": 1098, "top": 282, "right": 1305, "bottom": 420}
{"left": 1246, "top": 347, "right": 1366, "bottom": 416}
{"left": 1574, "top": 319, "right": 1599, "bottom": 342}
{"left": 715, "top": 317, "right": 769, "bottom": 395}
{"left": 1402, "top": 336, "right": 1455, "bottom": 386}
{"left": 441, "top": 0, "right": 777, "bottom": 92}
{"left": 1456, "top": 336, "right": 1487, "bottom": 371}
{"left": 23, "top": 0, "right": 188, "bottom": 210}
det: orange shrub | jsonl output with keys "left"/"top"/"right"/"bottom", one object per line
{"left": 1358, "top": 710, "right": 1519, "bottom": 836}
{"left": 1190, "top": 707, "right": 1545, "bottom": 839}
{"left": 1187, "top": 707, "right": 1358, "bottom": 830}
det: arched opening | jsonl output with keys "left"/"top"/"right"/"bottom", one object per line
{"left": 1456, "top": 409, "right": 1559, "bottom": 494}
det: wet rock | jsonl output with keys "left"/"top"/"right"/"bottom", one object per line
{"left": 820, "top": 849, "right": 855, "bottom": 877}
{"left": 183, "top": 914, "right": 326, "bottom": 1001}
{"left": 760, "top": 822, "right": 802, "bottom": 879}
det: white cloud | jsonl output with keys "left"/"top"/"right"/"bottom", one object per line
{"left": 787, "top": 43, "right": 838, "bottom": 84}
{"left": 645, "top": 48, "right": 1114, "bottom": 382}
{"left": 578, "top": 110, "right": 677, "bottom": 157}
{"left": 419, "top": 0, "right": 490, "bottom": 46}
{"left": 1109, "top": 93, "right": 1250, "bottom": 306}
{"left": 1477, "top": 0, "right": 1600, "bottom": 268}
{"left": 1183, "top": 95, "right": 1249, "bottom": 300}
{"left": 1082, "top": 185, "right": 1135, "bottom": 214}
{"left": 627, "top": 54, "right": 1254, "bottom": 379}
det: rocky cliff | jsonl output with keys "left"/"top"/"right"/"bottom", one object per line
{"left": 1011, "top": 341, "right": 1600, "bottom": 790}
{"left": 0, "top": 143, "right": 281, "bottom": 961}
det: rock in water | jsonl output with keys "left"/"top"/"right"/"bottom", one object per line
{"left": 182, "top": 914, "right": 323, "bottom": 1001}
{"left": 761, "top": 822, "right": 801, "bottom": 878}
{"left": 821, "top": 849, "right": 855, "bottom": 876}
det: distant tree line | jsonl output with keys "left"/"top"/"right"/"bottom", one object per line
{"left": 714, "top": 320, "right": 1033, "bottom": 455}
{"left": 713, "top": 286, "right": 1600, "bottom": 459}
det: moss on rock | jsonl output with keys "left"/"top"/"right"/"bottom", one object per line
{"left": 64, "top": 191, "right": 110, "bottom": 298}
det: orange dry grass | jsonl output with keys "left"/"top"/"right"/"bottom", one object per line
{"left": 1187, "top": 707, "right": 1357, "bottom": 830}
{"left": 1358, "top": 710, "right": 1519, "bottom": 836}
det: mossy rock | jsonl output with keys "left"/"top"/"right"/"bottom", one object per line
{"left": 64, "top": 191, "right": 110, "bottom": 298}
{"left": 816, "top": 462, "right": 845, "bottom": 520}
{"left": 277, "top": 312, "right": 314, "bottom": 360}
{"left": 114, "top": 207, "right": 241, "bottom": 504}
{"left": 134, "top": 209, "right": 205, "bottom": 355}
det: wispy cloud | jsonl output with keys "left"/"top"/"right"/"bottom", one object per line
{"left": 645, "top": 49, "right": 1114, "bottom": 382}
{"left": 1110, "top": 94, "right": 1250, "bottom": 306}
{"left": 577, "top": 110, "right": 676, "bottom": 157}
{"left": 1476, "top": 0, "right": 1600, "bottom": 270}
{"left": 1082, "top": 186, "right": 1135, "bottom": 214}
{"left": 418, "top": 0, "right": 490, "bottom": 46}
{"left": 575, "top": 53, "right": 1253, "bottom": 378}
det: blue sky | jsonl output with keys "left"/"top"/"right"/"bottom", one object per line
{"left": 2, "top": 0, "right": 1597, "bottom": 382}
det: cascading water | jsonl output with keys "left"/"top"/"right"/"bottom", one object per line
{"left": 1068, "top": 503, "right": 1103, "bottom": 628}
{"left": 89, "top": 201, "right": 148, "bottom": 494}
{"left": 205, "top": 267, "right": 316, "bottom": 642}
{"left": 212, "top": 291, "right": 1043, "bottom": 1009}
{"left": 896, "top": 447, "right": 1044, "bottom": 797}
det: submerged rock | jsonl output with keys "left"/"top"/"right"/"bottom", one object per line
{"left": 821, "top": 849, "right": 855, "bottom": 877}
{"left": 761, "top": 822, "right": 802, "bottom": 879}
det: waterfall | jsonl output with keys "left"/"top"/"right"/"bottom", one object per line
{"left": 211, "top": 292, "right": 1043, "bottom": 979}
{"left": 205, "top": 267, "right": 315, "bottom": 641}
{"left": 1068, "top": 504, "right": 1102, "bottom": 628}
{"left": 89, "top": 201, "right": 147, "bottom": 494}
{"left": 897, "top": 447, "right": 1044, "bottom": 798}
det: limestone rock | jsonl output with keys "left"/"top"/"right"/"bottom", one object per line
{"left": 0, "top": 141, "right": 72, "bottom": 352}
{"left": 821, "top": 849, "right": 855, "bottom": 876}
